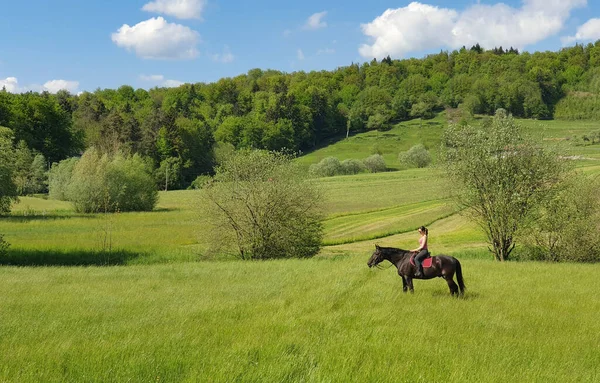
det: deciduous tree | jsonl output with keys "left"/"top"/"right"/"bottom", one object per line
{"left": 442, "top": 111, "right": 568, "bottom": 261}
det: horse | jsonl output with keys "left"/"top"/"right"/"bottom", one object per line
{"left": 367, "top": 245, "right": 465, "bottom": 296}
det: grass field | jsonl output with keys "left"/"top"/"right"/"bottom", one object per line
{"left": 297, "top": 115, "right": 447, "bottom": 171}
{"left": 1, "top": 256, "right": 599, "bottom": 382}
{"left": 299, "top": 114, "right": 600, "bottom": 175}
{"left": 1, "top": 116, "right": 600, "bottom": 381}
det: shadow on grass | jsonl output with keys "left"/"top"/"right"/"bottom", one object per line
{"left": 151, "top": 207, "right": 181, "bottom": 213}
{"left": 1, "top": 214, "right": 96, "bottom": 223}
{"left": 431, "top": 289, "right": 480, "bottom": 300}
{"left": 0, "top": 248, "right": 143, "bottom": 266}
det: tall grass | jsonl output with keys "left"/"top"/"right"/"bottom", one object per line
{"left": 1, "top": 255, "right": 599, "bottom": 382}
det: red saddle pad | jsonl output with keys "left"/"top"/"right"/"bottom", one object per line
{"left": 410, "top": 255, "right": 433, "bottom": 268}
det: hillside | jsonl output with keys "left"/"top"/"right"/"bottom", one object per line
{"left": 297, "top": 114, "right": 446, "bottom": 170}
{"left": 4, "top": 43, "right": 600, "bottom": 190}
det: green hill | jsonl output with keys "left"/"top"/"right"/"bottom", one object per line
{"left": 299, "top": 114, "right": 600, "bottom": 173}
{"left": 297, "top": 114, "right": 447, "bottom": 171}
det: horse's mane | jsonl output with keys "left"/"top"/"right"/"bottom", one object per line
{"left": 378, "top": 246, "right": 412, "bottom": 257}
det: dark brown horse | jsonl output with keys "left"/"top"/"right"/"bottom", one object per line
{"left": 367, "top": 245, "right": 465, "bottom": 296}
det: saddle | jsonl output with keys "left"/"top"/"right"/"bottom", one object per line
{"left": 409, "top": 254, "right": 433, "bottom": 268}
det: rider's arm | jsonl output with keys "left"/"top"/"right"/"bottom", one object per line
{"left": 413, "top": 236, "right": 426, "bottom": 252}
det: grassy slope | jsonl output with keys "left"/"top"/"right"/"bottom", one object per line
{"left": 508, "top": 119, "right": 600, "bottom": 170}
{"left": 297, "top": 115, "right": 447, "bottom": 171}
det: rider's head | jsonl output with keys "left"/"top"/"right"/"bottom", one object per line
{"left": 418, "top": 226, "right": 428, "bottom": 236}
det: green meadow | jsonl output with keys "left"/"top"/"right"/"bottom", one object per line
{"left": 1, "top": 116, "right": 600, "bottom": 381}
{"left": 297, "top": 115, "right": 447, "bottom": 171}
{"left": 2, "top": 257, "right": 600, "bottom": 382}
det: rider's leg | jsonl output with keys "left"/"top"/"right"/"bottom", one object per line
{"left": 415, "top": 249, "right": 429, "bottom": 277}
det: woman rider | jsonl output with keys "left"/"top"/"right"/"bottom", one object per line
{"left": 412, "top": 226, "right": 429, "bottom": 278}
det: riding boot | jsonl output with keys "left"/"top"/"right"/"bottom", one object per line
{"left": 414, "top": 262, "right": 423, "bottom": 278}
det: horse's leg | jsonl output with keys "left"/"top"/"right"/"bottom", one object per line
{"left": 400, "top": 275, "right": 408, "bottom": 293}
{"left": 406, "top": 277, "right": 414, "bottom": 293}
{"left": 445, "top": 275, "right": 459, "bottom": 296}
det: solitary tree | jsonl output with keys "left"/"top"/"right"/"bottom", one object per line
{"left": 441, "top": 111, "right": 568, "bottom": 261}
{"left": 205, "top": 149, "right": 323, "bottom": 260}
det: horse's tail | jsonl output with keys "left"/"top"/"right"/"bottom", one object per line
{"left": 455, "top": 258, "right": 466, "bottom": 295}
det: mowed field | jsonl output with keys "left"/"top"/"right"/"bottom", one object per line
{"left": 1, "top": 117, "right": 600, "bottom": 382}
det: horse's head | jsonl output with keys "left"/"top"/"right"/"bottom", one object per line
{"left": 367, "top": 245, "right": 385, "bottom": 268}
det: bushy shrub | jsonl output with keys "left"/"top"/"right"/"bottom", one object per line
{"left": 105, "top": 154, "right": 158, "bottom": 212}
{"left": 65, "top": 149, "right": 110, "bottom": 213}
{"left": 206, "top": 149, "right": 323, "bottom": 260}
{"left": 66, "top": 148, "right": 157, "bottom": 213}
{"left": 521, "top": 175, "right": 600, "bottom": 262}
{"left": 340, "top": 159, "right": 366, "bottom": 175}
{"left": 362, "top": 154, "right": 387, "bottom": 173}
{"left": 190, "top": 175, "right": 212, "bottom": 190}
{"left": 309, "top": 157, "right": 368, "bottom": 177}
{"left": 48, "top": 157, "right": 79, "bottom": 201}
{"left": 309, "top": 157, "right": 343, "bottom": 177}
{"left": 398, "top": 144, "right": 432, "bottom": 168}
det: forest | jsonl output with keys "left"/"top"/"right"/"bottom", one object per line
{"left": 2, "top": 42, "right": 600, "bottom": 189}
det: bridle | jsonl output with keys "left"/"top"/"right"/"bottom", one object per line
{"left": 372, "top": 249, "right": 411, "bottom": 270}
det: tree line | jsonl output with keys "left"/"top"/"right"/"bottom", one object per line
{"left": 2, "top": 42, "right": 600, "bottom": 189}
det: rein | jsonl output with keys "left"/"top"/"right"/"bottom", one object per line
{"left": 376, "top": 262, "right": 394, "bottom": 270}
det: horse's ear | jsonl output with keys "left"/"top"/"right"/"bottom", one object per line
{"left": 375, "top": 244, "right": 380, "bottom": 249}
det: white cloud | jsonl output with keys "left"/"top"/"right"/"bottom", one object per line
{"left": 142, "top": 0, "right": 206, "bottom": 20}
{"left": 297, "top": 49, "right": 305, "bottom": 60}
{"left": 139, "top": 74, "right": 184, "bottom": 87}
{"left": 562, "top": 18, "right": 600, "bottom": 44}
{"left": 0, "top": 77, "right": 19, "bottom": 92}
{"left": 210, "top": 46, "right": 234, "bottom": 63}
{"left": 304, "top": 11, "right": 327, "bottom": 30}
{"left": 43, "top": 80, "right": 80, "bottom": 93}
{"left": 317, "top": 48, "right": 335, "bottom": 55}
{"left": 112, "top": 17, "right": 200, "bottom": 60}
{"left": 163, "top": 79, "right": 184, "bottom": 87}
{"left": 1, "top": 77, "right": 79, "bottom": 93}
{"left": 283, "top": 29, "right": 292, "bottom": 38}
{"left": 359, "top": 0, "right": 587, "bottom": 59}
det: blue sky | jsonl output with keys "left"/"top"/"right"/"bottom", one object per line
{"left": 2, "top": 0, "right": 600, "bottom": 93}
